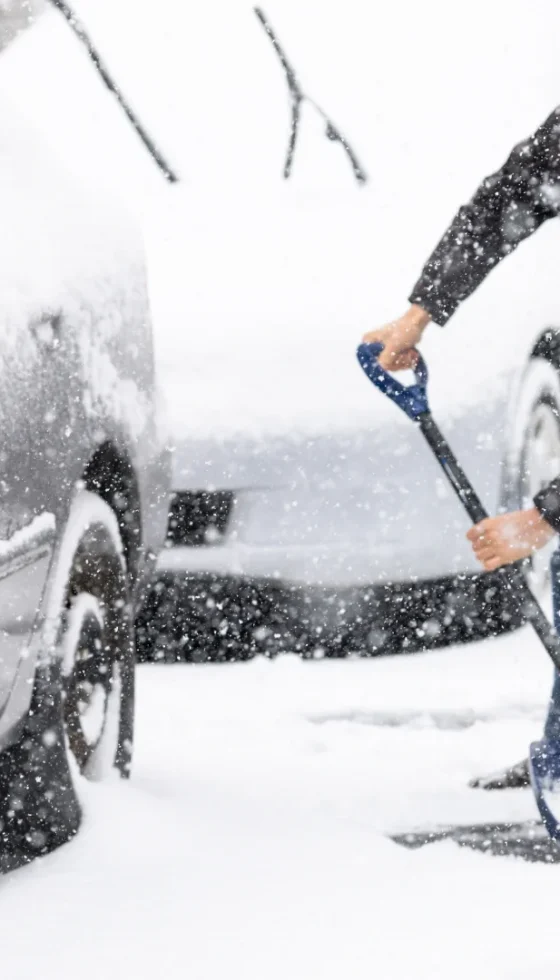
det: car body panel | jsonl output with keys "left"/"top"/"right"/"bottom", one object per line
{"left": 0, "top": 93, "right": 169, "bottom": 744}
{"left": 159, "top": 392, "right": 508, "bottom": 586}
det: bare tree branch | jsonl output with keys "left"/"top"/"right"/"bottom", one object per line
{"left": 254, "top": 7, "right": 367, "bottom": 184}
{"left": 46, "top": 0, "right": 179, "bottom": 183}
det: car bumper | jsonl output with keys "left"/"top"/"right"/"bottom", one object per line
{"left": 136, "top": 567, "right": 519, "bottom": 663}
{"left": 163, "top": 402, "right": 507, "bottom": 589}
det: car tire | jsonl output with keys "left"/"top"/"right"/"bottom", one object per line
{"left": 509, "top": 356, "right": 560, "bottom": 598}
{"left": 0, "top": 490, "right": 134, "bottom": 872}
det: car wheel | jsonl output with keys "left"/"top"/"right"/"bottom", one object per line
{"left": 513, "top": 357, "right": 560, "bottom": 598}
{"left": 0, "top": 490, "right": 134, "bottom": 872}
{"left": 60, "top": 499, "right": 134, "bottom": 780}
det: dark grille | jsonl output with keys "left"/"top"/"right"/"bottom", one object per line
{"left": 166, "top": 491, "right": 235, "bottom": 547}
{"left": 136, "top": 569, "right": 523, "bottom": 664}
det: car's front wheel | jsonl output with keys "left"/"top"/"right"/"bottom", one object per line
{"left": 0, "top": 490, "right": 134, "bottom": 872}
{"left": 511, "top": 356, "right": 560, "bottom": 598}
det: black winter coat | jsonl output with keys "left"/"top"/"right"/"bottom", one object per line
{"left": 409, "top": 106, "right": 560, "bottom": 531}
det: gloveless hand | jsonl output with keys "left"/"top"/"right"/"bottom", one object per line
{"left": 467, "top": 507, "right": 555, "bottom": 572}
{"left": 362, "top": 304, "right": 431, "bottom": 371}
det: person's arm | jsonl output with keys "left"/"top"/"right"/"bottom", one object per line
{"left": 365, "top": 106, "right": 560, "bottom": 371}
{"left": 410, "top": 105, "right": 560, "bottom": 325}
{"left": 533, "top": 478, "right": 560, "bottom": 534}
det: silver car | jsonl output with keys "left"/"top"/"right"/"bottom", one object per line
{"left": 0, "top": 87, "right": 169, "bottom": 870}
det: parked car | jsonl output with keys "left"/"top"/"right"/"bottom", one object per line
{"left": 0, "top": 87, "right": 169, "bottom": 871}
{"left": 9, "top": 0, "right": 560, "bottom": 660}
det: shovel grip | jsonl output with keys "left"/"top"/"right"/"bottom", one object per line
{"left": 356, "top": 342, "right": 429, "bottom": 421}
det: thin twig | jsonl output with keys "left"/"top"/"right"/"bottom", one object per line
{"left": 254, "top": 7, "right": 367, "bottom": 184}
{"left": 47, "top": 0, "right": 179, "bottom": 183}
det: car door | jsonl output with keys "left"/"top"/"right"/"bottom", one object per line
{"left": 0, "top": 101, "right": 81, "bottom": 714}
{"left": 0, "top": 315, "right": 58, "bottom": 712}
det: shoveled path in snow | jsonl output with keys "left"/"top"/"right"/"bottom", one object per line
{"left": 1, "top": 627, "right": 559, "bottom": 980}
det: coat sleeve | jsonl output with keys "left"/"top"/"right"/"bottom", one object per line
{"left": 409, "top": 107, "right": 560, "bottom": 326}
{"left": 534, "top": 479, "right": 560, "bottom": 534}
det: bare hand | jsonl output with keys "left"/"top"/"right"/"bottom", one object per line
{"left": 466, "top": 507, "right": 555, "bottom": 572}
{"left": 362, "top": 305, "right": 431, "bottom": 371}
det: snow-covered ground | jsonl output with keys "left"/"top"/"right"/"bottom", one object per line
{"left": 2, "top": 629, "right": 559, "bottom": 980}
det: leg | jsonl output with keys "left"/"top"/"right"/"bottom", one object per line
{"left": 545, "top": 548, "right": 560, "bottom": 741}
{"left": 544, "top": 672, "right": 560, "bottom": 741}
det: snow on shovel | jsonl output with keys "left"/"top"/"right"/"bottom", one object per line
{"left": 357, "top": 342, "right": 560, "bottom": 841}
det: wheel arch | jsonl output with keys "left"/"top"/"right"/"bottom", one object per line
{"left": 81, "top": 441, "right": 142, "bottom": 581}
{"left": 530, "top": 327, "right": 560, "bottom": 368}
{"left": 500, "top": 327, "right": 560, "bottom": 512}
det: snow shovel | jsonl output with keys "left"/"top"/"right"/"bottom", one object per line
{"left": 357, "top": 341, "right": 560, "bottom": 840}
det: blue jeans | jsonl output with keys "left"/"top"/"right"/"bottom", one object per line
{"left": 545, "top": 549, "right": 560, "bottom": 741}
{"left": 544, "top": 671, "right": 560, "bottom": 741}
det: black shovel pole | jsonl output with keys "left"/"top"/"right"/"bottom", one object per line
{"left": 418, "top": 410, "right": 560, "bottom": 670}
{"left": 357, "top": 342, "right": 560, "bottom": 672}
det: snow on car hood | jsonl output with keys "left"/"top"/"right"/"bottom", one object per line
{"left": 145, "top": 178, "right": 548, "bottom": 448}
{"left": 145, "top": 183, "right": 402, "bottom": 443}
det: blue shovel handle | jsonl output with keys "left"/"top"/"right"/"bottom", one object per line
{"left": 356, "top": 342, "right": 430, "bottom": 421}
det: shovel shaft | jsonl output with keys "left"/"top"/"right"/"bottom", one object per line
{"left": 418, "top": 412, "right": 560, "bottom": 671}
{"left": 418, "top": 413, "right": 488, "bottom": 524}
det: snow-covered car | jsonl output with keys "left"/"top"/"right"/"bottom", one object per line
{"left": 9, "top": 0, "right": 560, "bottom": 659}
{"left": 0, "top": 89, "right": 169, "bottom": 870}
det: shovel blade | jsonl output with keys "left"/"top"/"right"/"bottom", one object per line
{"left": 529, "top": 739, "right": 560, "bottom": 840}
